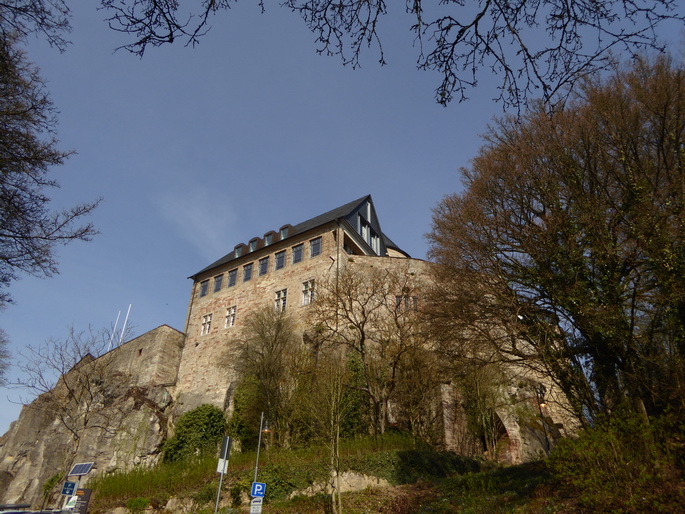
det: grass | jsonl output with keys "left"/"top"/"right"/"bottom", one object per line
{"left": 99, "top": 429, "right": 680, "bottom": 513}
{"left": 89, "top": 432, "right": 435, "bottom": 511}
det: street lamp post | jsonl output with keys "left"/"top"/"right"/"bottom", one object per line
{"left": 253, "top": 412, "right": 270, "bottom": 483}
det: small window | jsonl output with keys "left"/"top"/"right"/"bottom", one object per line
{"left": 249, "top": 239, "right": 258, "bottom": 252}
{"left": 264, "top": 234, "right": 273, "bottom": 246}
{"left": 275, "top": 250, "right": 286, "bottom": 270}
{"left": 225, "top": 306, "right": 237, "bottom": 328}
{"left": 275, "top": 288, "right": 288, "bottom": 312}
{"left": 243, "top": 263, "right": 253, "bottom": 282}
{"left": 310, "top": 237, "right": 322, "bottom": 258}
{"left": 199, "top": 280, "right": 209, "bottom": 297}
{"left": 280, "top": 227, "right": 288, "bottom": 239}
{"left": 292, "top": 244, "right": 303, "bottom": 264}
{"left": 371, "top": 232, "right": 380, "bottom": 254}
{"left": 395, "top": 295, "right": 419, "bottom": 312}
{"left": 201, "top": 313, "right": 212, "bottom": 335}
{"left": 259, "top": 257, "right": 269, "bottom": 276}
{"left": 234, "top": 246, "right": 242, "bottom": 258}
{"left": 228, "top": 269, "right": 238, "bottom": 287}
{"left": 213, "top": 274, "right": 223, "bottom": 293}
{"left": 302, "top": 279, "right": 315, "bottom": 305}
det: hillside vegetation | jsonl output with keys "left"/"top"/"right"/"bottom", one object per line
{"left": 88, "top": 415, "right": 685, "bottom": 513}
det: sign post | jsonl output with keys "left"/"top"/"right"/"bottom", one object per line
{"left": 213, "top": 436, "right": 232, "bottom": 514}
{"left": 250, "top": 496, "right": 264, "bottom": 514}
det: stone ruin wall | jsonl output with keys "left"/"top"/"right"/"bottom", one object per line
{"left": 0, "top": 325, "right": 185, "bottom": 507}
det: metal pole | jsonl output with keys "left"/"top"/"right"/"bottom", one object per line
{"left": 253, "top": 412, "right": 264, "bottom": 483}
{"left": 214, "top": 468, "right": 225, "bottom": 514}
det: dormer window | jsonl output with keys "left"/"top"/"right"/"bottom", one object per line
{"left": 279, "top": 225, "right": 291, "bottom": 240}
{"left": 264, "top": 233, "right": 273, "bottom": 246}
{"left": 234, "top": 246, "right": 242, "bottom": 258}
{"left": 249, "top": 239, "right": 258, "bottom": 252}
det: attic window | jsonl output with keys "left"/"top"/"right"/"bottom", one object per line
{"left": 249, "top": 239, "right": 258, "bottom": 252}
{"left": 264, "top": 234, "right": 273, "bottom": 246}
{"left": 234, "top": 246, "right": 242, "bottom": 258}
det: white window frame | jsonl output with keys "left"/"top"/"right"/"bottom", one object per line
{"left": 225, "top": 306, "right": 237, "bottom": 328}
{"left": 201, "top": 313, "right": 212, "bottom": 335}
{"left": 302, "top": 279, "right": 316, "bottom": 305}
{"left": 274, "top": 288, "right": 288, "bottom": 312}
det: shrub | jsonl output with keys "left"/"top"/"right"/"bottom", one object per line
{"left": 548, "top": 411, "right": 680, "bottom": 511}
{"left": 42, "top": 472, "right": 63, "bottom": 503}
{"left": 163, "top": 404, "right": 227, "bottom": 462}
{"left": 125, "top": 497, "right": 150, "bottom": 513}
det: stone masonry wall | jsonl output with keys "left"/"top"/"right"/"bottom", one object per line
{"left": 0, "top": 325, "right": 185, "bottom": 507}
{"left": 173, "top": 225, "right": 346, "bottom": 414}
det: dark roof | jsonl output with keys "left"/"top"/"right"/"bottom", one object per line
{"left": 191, "top": 195, "right": 406, "bottom": 278}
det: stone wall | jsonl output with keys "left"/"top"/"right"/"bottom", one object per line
{"left": 0, "top": 325, "right": 185, "bottom": 508}
{"left": 174, "top": 224, "right": 351, "bottom": 414}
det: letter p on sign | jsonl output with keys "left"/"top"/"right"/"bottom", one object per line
{"left": 251, "top": 482, "right": 266, "bottom": 497}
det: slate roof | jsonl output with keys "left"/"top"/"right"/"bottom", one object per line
{"left": 191, "top": 195, "right": 407, "bottom": 278}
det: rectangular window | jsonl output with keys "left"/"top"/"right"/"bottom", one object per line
{"left": 228, "top": 269, "right": 238, "bottom": 287}
{"left": 243, "top": 263, "right": 253, "bottom": 282}
{"left": 259, "top": 257, "right": 269, "bottom": 276}
{"left": 274, "top": 288, "right": 288, "bottom": 312}
{"left": 225, "top": 306, "right": 236, "bottom": 328}
{"left": 310, "top": 237, "right": 322, "bottom": 258}
{"left": 275, "top": 250, "right": 286, "bottom": 270}
{"left": 213, "top": 274, "right": 223, "bottom": 293}
{"left": 264, "top": 234, "right": 273, "bottom": 246}
{"left": 395, "top": 295, "right": 419, "bottom": 312}
{"left": 302, "top": 280, "right": 315, "bottom": 305}
{"left": 201, "top": 313, "right": 212, "bottom": 335}
{"left": 292, "top": 244, "right": 303, "bottom": 264}
{"left": 371, "top": 233, "right": 380, "bottom": 254}
{"left": 199, "top": 280, "right": 209, "bottom": 297}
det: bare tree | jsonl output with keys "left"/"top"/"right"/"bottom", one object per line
{"left": 428, "top": 55, "right": 685, "bottom": 424}
{"left": 300, "top": 347, "right": 356, "bottom": 514}
{"left": 0, "top": 33, "right": 99, "bottom": 310}
{"left": 99, "top": 1, "right": 683, "bottom": 108}
{"left": 309, "top": 262, "right": 429, "bottom": 435}
{"left": 0, "top": 328, "right": 9, "bottom": 385}
{"left": 392, "top": 345, "right": 443, "bottom": 443}
{"left": 0, "top": 1, "right": 71, "bottom": 51}
{"left": 234, "top": 305, "right": 304, "bottom": 448}
{"left": 14, "top": 326, "right": 125, "bottom": 471}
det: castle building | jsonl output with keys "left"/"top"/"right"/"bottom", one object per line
{"left": 0, "top": 195, "right": 571, "bottom": 507}
{"left": 172, "top": 195, "right": 419, "bottom": 414}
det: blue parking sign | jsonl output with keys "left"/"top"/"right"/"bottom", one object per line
{"left": 251, "top": 481, "right": 266, "bottom": 497}
{"left": 61, "top": 481, "right": 76, "bottom": 496}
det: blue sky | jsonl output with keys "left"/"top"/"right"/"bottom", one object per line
{"left": 0, "top": 4, "right": 682, "bottom": 434}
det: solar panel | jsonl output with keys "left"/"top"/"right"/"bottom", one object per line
{"left": 68, "top": 462, "right": 94, "bottom": 476}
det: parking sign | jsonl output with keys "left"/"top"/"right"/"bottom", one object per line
{"left": 61, "top": 481, "right": 77, "bottom": 496}
{"left": 251, "top": 481, "right": 266, "bottom": 497}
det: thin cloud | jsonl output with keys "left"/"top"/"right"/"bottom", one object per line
{"left": 155, "top": 185, "right": 237, "bottom": 261}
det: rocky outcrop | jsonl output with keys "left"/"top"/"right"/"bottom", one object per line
{"left": 0, "top": 325, "right": 184, "bottom": 508}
